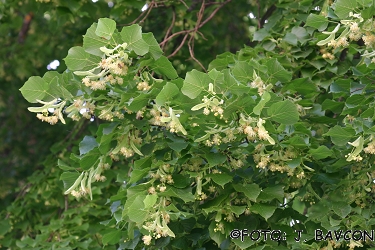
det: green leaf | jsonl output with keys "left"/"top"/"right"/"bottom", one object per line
{"left": 95, "top": 18, "right": 116, "bottom": 40}
{"left": 205, "top": 152, "right": 227, "bottom": 166}
{"left": 128, "top": 157, "right": 151, "bottom": 183}
{"left": 134, "top": 156, "right": 152, "bottom": 169}
{"left": 321, "top": 99, "right": 345, "bottom": 113}
{"left": 233, "top": 183, "right": 261, "bottom": 202}
{"left": 64, "top": 46, "right": 99, "bottom": 71}
{"left": 206, "top": 173, "right": 232, "bottom": 188}
{"left": 57, "top": 159, "right": 74, "bottom": 171}
{"left": 334, "top": 0, "right": 357, "bottom": 19}
{"left": 251, "top": 203, "right": 276, "bottom": 220}
{"left": 19, "top": 76, "right": 49, "bottom": 103}
{"left": 324, "top": 125, "right": 356, "bottom": 146}
{"left": 332, "top": 202, "right": 351, "bottom": 218}
{"left": 309, "top": 146, "right": 333, "bottom": 160}
{"left": 305, "top": 14, "right": 328, "bottom": 31}
{"left": 158, "top": 187, "right": 195, "bottom": 203}
{"left": 120, "top": 24, "right": 149, "bottom": 55}
{"left": 167, "top": 139, "right": 189, "bottom": 152}
{"left": 129, "top": 168, "right": 149, "bottom": 184}
{"left": 284, "top": 136, "right": 308, "bottom": 148}
{"left": 0, "top": 219, "right": 11, "bottom": 236}
{"left": 143, "top": 194, "right": 158, "bottom": 208}
{"left": 267, "top": 100, "right": 299, "bottom": 125}
{"left": 143, "top": 33, "right": 163, "bottom": 60}
{"left": 152, "top": 56, "right": 178, "bottom": 79}
{"left": 181, "top": 69, "right": 211, "bottom": 99}
{"left": 208, "top": 52, "right": 235, "bottom": 71}
{"left": 265, "top": 58, "right": 292, "bottom": 83}
{"left": 172, "top": 174, "right": 191, "bottom": 188}
{"left": 127, "top": 93, "right": 150, "bottom": 112}
{"left": 60, "top": 172, "right": 80, "bottom": 191}
{"left": 79, "top": 136, "right": 98, "bottom": 155}
{"left": 257, "top": 185, "right": 284, "bottom": 202}
{"left": 284, "top": 33, "right": 297, "bottom": 46}
{"left": 208, "top": 68, "right": 224, "bottom": 84}
{"left": 253, "top": 91, "right": 271, "bottom": 115}
{"left": 253, "top": 29, "right": 269, "bottom": 42}
{"left": 231, "top": 61, "right": 253, "bottom": 83}
{"left": 102, "top": 230, "right": 122, "bottom": 245}
{"left": 46, "top": 74, "right": 73, "bottom": 100}
{"left": 128, "top": 195, "right": 148, "bottom": 223}
{"left": 286, "top": 157, "right": 302, "bottom": 168}
{"left": 222, "top": 69, "right": 249, "bottom": 96}
{"left": 155, "top": 82, "right": 179, "bottom": 106}
{"left": 232, "top": 234, "right": 256, "bottom": 249}
{"left": 83, "top": 23, "right": 112, "bottom": 57}
{"left": 79, "top": 149, "right": 101, "bottom": 170}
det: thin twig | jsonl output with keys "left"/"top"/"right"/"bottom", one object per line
{"left": 161, "top": 9, "right": 176, "bottom": 50}
{"left": 188, "top": 41, "right": 207, "bottom": 72}
{"left": 257, "top": 0, "right": 261, "bottom": 29}
{"left": 179, "top": 0, "right": 189, "bottom": 9}
{"left": 184, "top": 0, "right": 206, "bottom": 70}
{"left": 119, "top": 0, "right": 161, "bottom": 26}
{"left": 159, "top": 0, "right": 231, "bottom": 46}
{"left": 139, "top": 1, "right": 155, "bottom": 23}
{"left": 198, "top": 0, "right": 231, "bottom": 28}
{"left": 168, "top": 33, "right": 189, "bottom": 58}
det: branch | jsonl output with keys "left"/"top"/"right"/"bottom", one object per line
{"left": 160, "top": 0, "right": 231, "bottom": 62}
{"left": 139, "top": 2, "right": 154, "bottom": 23}
{"left": 119, "top": 1, "right": 159, "bottom": 26}
{"left": 188, "top": 39, "right": 207, "bottom": 72}
{"left": 260, "top": 4, "right": 276, "bottom": 28}
{"left": 18, "top": 12, "right": 33, "bottom": 43}
{"left": 161, "top": 8, "right": 176, "bottom": 50}
{"left": 198, "top": 0, "right": 231, "bottom": 28}
{"left": 168, "top": 33, "right": 189, "bottom": 58}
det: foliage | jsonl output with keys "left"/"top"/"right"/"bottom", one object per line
{"left": 4, "top": 0, "right": 375, "bottom": 249}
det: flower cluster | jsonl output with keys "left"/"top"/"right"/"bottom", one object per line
{"left": 239, "top": 114, "right": 275, "bottom": 145}
{"left": 36, "top": 113, "right": 59, "bottom": 125}
{"left": 75, "top": 43, "right": 131, "bottom": 91}
{"left": 149, "top": 107, "right": 168, "bottom": 126}
{"left": 65, "top": 159, "right": 111, "bottom": 199}
{"left": 191, "top": 95, "right": 224, "bottom": 118}
{"left": 364, "top": 140, "right": 375, "bottom": 154}
{"left": 65, "top": 99, "right": 95, "bottom": 121}
{"left": 120, "top": 147, "right": 134, "bottom": 158}
{"left": 98, "top": 108, "right": 124, "bottom": 121}
{"left": 142, "top": 210, "right": 175, "bottom": 243}
{"left": 249, "top": 71, "right": 269, "bottom": 95}
{"left": 319, "top": 12, "right": 375, "bottom": 63}
{"left": 150, "top": 164, "right": 175, "bottom": 185}
{"left": 253, "top": 145, "right": 302, "bottom": 177}
{"left": 191, "top": 83, "right": 225, "bottom": 119}
{"left": 82, "top": 74, "right": 124, "bottom": 91}
{"left": 29, "top": 99, "right": 66, "bottom": 125}
{"left": 137, "top": 81, "right": 151, "bottom": 91}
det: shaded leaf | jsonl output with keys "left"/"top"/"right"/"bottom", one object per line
{"left": 267, "top": 100, "right": 299, "bottom": 125}
{"left": 79, "top": 136, "right": 98, "bottom": 155}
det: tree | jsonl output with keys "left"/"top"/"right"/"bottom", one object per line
{"left": 2, "top": 0, "right": 375, "bottom": 249}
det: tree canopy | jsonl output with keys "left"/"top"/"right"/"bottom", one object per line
{"left": 2, "top": 0, "right": 375, "bottom": 249}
